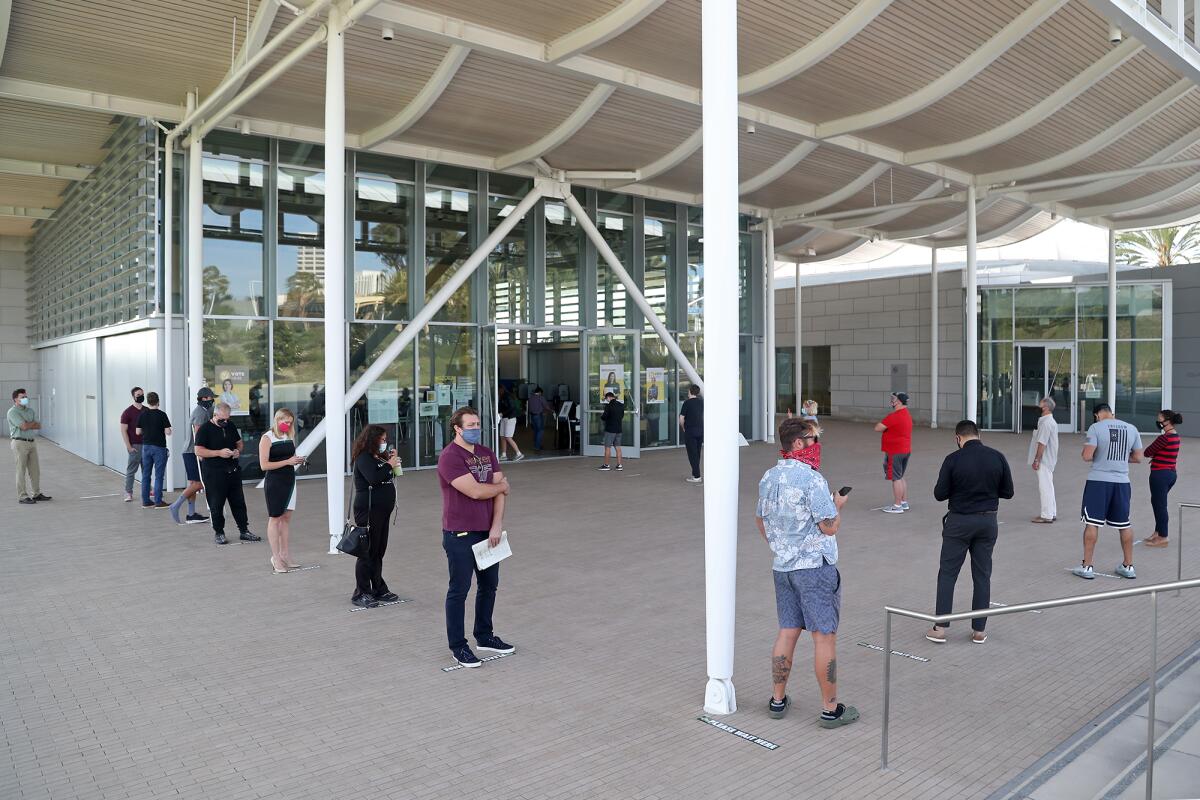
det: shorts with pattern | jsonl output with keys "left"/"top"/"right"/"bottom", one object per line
{"left": 1081, "top": 479, "right": 1131, "bottom": 529}
{"left": 884, "top": 452, "right": 910, "bottom": 480}
{"left": 773, "top": 560, "right": 842, "bottom": 634}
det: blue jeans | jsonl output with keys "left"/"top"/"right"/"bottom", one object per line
{"left": 442, "top": 530, "right": 499, "bottom": 651}
{"left": 140, "top": 445, "right": 168, "bottom": 504}
{"left": 1149, "top": 470, "right": 1177, "bottom": 537}
{"left": 531, "top": 414, "right": 545, "bottom": 449}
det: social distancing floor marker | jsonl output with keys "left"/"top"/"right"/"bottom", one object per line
{"left": 990, "top": 601, "right": 1042, "bottom": 614}
{"left": 857, "top": 642, "right": 930, "bottom": 663}
{"left": 80, "top": 493, "right": 125, "bottom": 500}
{"left": 697, "top": 716, "right": 779, "bottom": 750}
{"left": 1062, "top": 567, "right": 1121, "bottom": 579}
{"left": 347, "top": 598, "right": 413, "bottom": 614}
{"left": 442, "top": 651, "right": 514, "bottom": 672}
{"left": 276, "top": 564, "right": 321, "bottom": 573}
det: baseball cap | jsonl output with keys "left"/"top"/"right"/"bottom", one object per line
{"left": 197, "top": 386, "right": 216, "bottom": 400}
{"left": 891, "top": 392, "right": 909, "bottom": 405}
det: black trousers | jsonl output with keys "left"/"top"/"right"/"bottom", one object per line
{"left": 201, "top": 467, "right": 249, "bottom": 535}
{"left": 353, "top": 495, "right": 393, "bottom": 598}
{"left": 935, "top": 512, "right": 998, "bottom": 632}
{"left": 443, "top": 530, "right": 499, "bottom": 651}
{"left": 684, "top": 432, "right": 703, "bottom": 478}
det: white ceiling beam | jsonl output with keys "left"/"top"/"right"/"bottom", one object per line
{"left": 494, "top": 84, "right": 615, "bottom": 170}
{"left": 225, "top": 0, "right": 283, "bottom": 94}
{"left": 0, "top": 158, "right": 92, "bottom": 180}
{"left": 904, "top": 37, "right": 1142, "bottom": 165}
{"left": 819, "top": 179, "right": 947, "bottom": 229}
{"left": 366, "top": 0, "right": 977, "bottom": 186}
{"left": 738, "top": 0, "right": 893, "bottom": 96}
{"left": 545, "top": 0, "right": 668, "bottom": 63}
{"left": 978, "top": 78, "right": 1194, "bottom": 186}
{"left": 359, "top": 44, "right": 470, "bottom": 148}
{"left": 0, "top": 76, "right": 182, "bottom": 120}
{"left": 771, "top": 163, "right": 891, "bottom": 223}
{"left": 1074, "top": 172, "right": 1200, "bottom": 218}
{"left": 1089, "top": 0, "right": 1200, "bottom": 85}
{"left": 776, "top": 227, "right": 824, "bottom": 252}
{"left": 815, "top": 0, "right": 1067, "bottom": 139}
{"left": 801, "top": 236, "right": 871, "bottom": 262}
{"left": 914, "top": 206, "right": 1044, "bottom": 248}
{"left": 866, "top": 195, "right": 1003, "bottom": 238}
{"left": 1104, "top": 200, "right": 1200, "bottom": 230}
{"left": 0, "top": 0, "right": 11, "bottom": 71}
{"left": 0, "top": 205, "right": 56, "bottom": 220}
{"left": 632, "top": 128, "right": 702, "bottom": 182}
{"left": 738, "top": 141, "right": 818, "bottom": 194}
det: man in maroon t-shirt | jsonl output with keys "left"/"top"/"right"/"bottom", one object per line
{"left": 437, "top": 406, "right": 514, "bottom": 668}
{"left": 874, "top": 392, "right": 914, "bottom": 514}
{"left": 119, "top": 386, "right": 146, "bottom": 502}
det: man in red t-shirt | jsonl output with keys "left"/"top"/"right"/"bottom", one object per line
{"left": 118, "top": 387, "right": 146, "bottom": 502}
{"left": 874, "top": 392, "right": 913, "bottom": 514}
{"left": 437, "top": 406, "right": 515, "bottom": 668}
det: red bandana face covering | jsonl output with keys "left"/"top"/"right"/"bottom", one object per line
{"left": 781, "top": 441, "right": 821, "bottom": 470}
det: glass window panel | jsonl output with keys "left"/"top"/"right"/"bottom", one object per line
{"left": 276, "top": 166, "right": 325, "bottom": 318}
{"left": 1116, "top": 340, "right": 1162, "bottom": 431}
{"left": 427, "top": 163, "right": 476, "bottom": 190}
{"left": 489, "top": 191, "right": 531, "bottom": 325}
{"left": 640, "top": 334, "right": 676, "bottom": 447}
{"left": 677, "top": 332, "right": 702, "bottom": 418}
{"left": 775, "top": 346, "right": 795, "bottom": 415}
{"left": 356, "top": 152, "right": 414, "bottom": 182}
{"left": 686, "top": 222, "right": 703, "bottom": 331}
{"left": 644, "top": 214, "right": 676, "bottom": 330}
{"left": 488, "top": 172, "right": 531, "bottom": 197}
{"left": 979, "top": 342, "right": 1014, "bottom": 430}
{"left": 202, "top": 318, "right": 269, "bottom": 479}
{"left": 349, "top": 322, "right": 417, "bottom": 470}
{"left": 740, "top": 336, "right": 752, "bottom": 437}
{"left": 1078, "top": 341, "right": 1106, "bottom": 420}
{"left": 545, "top": 201, "right": 581, "bottom": 328}
{"left": 597, "top": 191, "right": 632, "bottom": 214}
{"left": 1013, "top": 287, "right": 1075, "bottom": 339}
{"left": 272, "top": 320, "right": 329, "bottom": 474}
{"left": 979, "top": 288, "right": 1013, "bottom": 340}
{"left": 596, "top": 210, "right": 631, "bottom": 328}
{"left": 425, "top": 187, "right": 474, "bottom": 322}
{"left": 354, "top": 174, "right": 411, "bottom": 321}
{"left": 418, "top": 326, "right": 478, "bottom": 466}
{"left": 201, "top": 156, "right": 265, "bottom": 316}
{"left": 278, "top": 140, "right": 324, "bottom": 169}
{"left": 739, "top": 233, "right": 751, "bottom": 333}
{"left": 1078, "top": 284, "right": 1164, "bottom": 340}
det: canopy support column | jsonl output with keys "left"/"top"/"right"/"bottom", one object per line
{"left": 187, "top": 127, "right": 204, "bottom": 404}
{"left": 795, "top": 261, "right": 802, "bottom": 409}
{"left": 965, "top": 186, "right": 978, "bottom": 423}
{"left": 700, "top": 0, "right": 739, "bottom": 716}
{"left": 1107, "top": 227, "right": 1117, "bottom": 409}
{"left": 930, "top": 246, "right": 939, "bottom": 429}
{"left": 764, "top": 224, "right": 776, "bottom": 442}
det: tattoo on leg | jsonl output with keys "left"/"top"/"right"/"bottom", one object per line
{"left": 772, "top": 655, "right": 791, "bottom": 685}
{"left": 825, "top": 658, "right": 837, "bottom": 684}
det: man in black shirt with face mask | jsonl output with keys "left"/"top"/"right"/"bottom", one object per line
{"left": 194, "top": 402, "right": 260, "bottom": 545}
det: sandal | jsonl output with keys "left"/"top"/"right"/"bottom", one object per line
{"left": 819, "top": 704, "right": 860, "bottom": 729}
{"left": 1031, "top": 517, "right": 1055, "bottom": 524}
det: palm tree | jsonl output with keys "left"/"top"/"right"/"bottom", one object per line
{"left": 1115, "top": 224, "right": 1200, "bottom": 267}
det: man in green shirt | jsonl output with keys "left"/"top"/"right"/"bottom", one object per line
{"left": 8, "top": 388, "right": 50, "bottom": 505}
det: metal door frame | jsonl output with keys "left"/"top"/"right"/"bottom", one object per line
{"left": 582, "top": 328, "right": 641, "bottom": 458}
{"left": 1015, "top": 341, "right": 1076, "bottom": 434}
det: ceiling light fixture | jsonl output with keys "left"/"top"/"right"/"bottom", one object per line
{"left": 746, "top": 122, "right": 756, "bottom": 134}
{"left": 1108, "top": 24, "right": 1122, "bottom": 44}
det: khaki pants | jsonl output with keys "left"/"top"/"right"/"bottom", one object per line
{"left": 11, "top": 439, "right": 40, "bottom": 500}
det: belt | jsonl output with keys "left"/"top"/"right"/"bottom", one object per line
{"left": 11, "top": 437, "right": 34, "bottom": 442}
{"left": 950, "top": 510, "right": 997, "bottom": 515}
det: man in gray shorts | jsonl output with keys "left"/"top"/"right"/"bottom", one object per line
{"left": 598, "top": 391, "right": 624, "bottom": 472}
{"left": 756, "top": 416, "right": 858, "bottom": 728}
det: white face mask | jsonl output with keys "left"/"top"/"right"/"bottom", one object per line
{"left": 378, "top": 441, "right": 388, "bottom": 453}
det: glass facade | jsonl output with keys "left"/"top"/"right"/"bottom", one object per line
{"left": 173, "top": 136, "right": 761, "bottom": 476}
{"left": 977, "top": 283, "right": 1167, "bottom": 432}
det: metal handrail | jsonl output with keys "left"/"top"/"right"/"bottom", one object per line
{"left": 881, "top": 576, "right": 1200, "bottom": 800}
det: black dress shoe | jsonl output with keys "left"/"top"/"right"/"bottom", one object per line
{"left": 33, "top": 493, "right": 52, "bottom": 501}
{"left": 214, "top": 533, "right": 228, "bottom": 545}
{"left": 239, "top": 531, "right": 262, "bottom": 542}
{"left": 374, "top": 592, "right": 400, "bottom": 603}
{"left": 18, "top": 497, "right": 35, "bottom": 505}
{"left": 351, "top": 595, "right": 379, "bottom": 609}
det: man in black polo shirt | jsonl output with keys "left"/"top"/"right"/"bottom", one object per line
{"left": 926, "top": 420, "right": 1013, "bottom": 645}
{"left": 679, "top": 384, "right": 703, "bottom": 483}
{"left": 193, "top": 401, "right": 260, "bottom": 545}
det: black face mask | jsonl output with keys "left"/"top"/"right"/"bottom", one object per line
{"left": 200, "top": 399, "right": 214, "bottom": 409}
{"left": 134, "top": 394, "right": 144, "bottom": 404}
{"left": 215, "top": 418, "right": 228, "bottom": 427}
{"left": 1156, "top": 420, "right": 1166, "bottom": 430}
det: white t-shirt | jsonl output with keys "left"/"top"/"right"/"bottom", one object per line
{"left": 1028, "top": 413, "right": 1059, "bottom": 469}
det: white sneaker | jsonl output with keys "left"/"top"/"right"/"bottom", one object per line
{"left": 1115, "top": 563, "right": 1136, "bottom": 579}
{"left": 123, "top": 492, "right": 133, "bottom": 502}
{"left": 514, "top": 453, "right": 526, "bottom": 462}
{"left": 882, "top": 504, "right": 905, "bottom": 514}
{"left": 900, "top": 502, "right": 910, "bottom": 511}
{"left": 1072, "top": 564, "right": 1095, "bottom": 580}
{"left": 499, "top": 454, "right": 509, "bottom": 462}
{"left": 686, "top": 476, "right": 702, "bottom": 483}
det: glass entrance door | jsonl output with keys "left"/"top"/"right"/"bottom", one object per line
{"left": 583, "top": 332, "right": 640, "bottom": 458}
{"left": 1017, "top": 344, "right": 1076, "bottom": 433}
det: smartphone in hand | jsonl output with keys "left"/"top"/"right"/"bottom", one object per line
{"left": 838, "top": 486, "right": 853, "bottom": 496}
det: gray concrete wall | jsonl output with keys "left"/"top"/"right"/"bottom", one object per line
{"left": 775, "top": 271, "right": 966, "bottom": 426}
{"left": 0, "top": 236, "right": 38, "bottom": 435}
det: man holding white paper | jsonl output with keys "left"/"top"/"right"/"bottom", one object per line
{"left": 437, "top": 407, "right": 515, "bottom": 668}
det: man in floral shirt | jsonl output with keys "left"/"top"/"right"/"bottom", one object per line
{"left": 756, "top": 417, "right": 857, "bottom": 729}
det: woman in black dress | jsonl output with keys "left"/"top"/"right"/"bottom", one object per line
{"left": 258, "top": 408, "right": 304, "bottom": 574}
{"left": 350, "top": 424, "right": 401, "bottom": 608}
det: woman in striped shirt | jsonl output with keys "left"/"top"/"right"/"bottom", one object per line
{"left": 1142, "top": 409, "right": 1183, "bottom": 548}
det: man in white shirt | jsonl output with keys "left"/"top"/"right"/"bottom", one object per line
{"left": 1029, "top": 396, "right": 1060, "bottom": 523}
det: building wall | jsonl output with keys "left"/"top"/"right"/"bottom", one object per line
{"left": 775, "top": 271, "right": 965, "bottom": 426}
{"left": 0, "top": 236, "right": 39, "bottom": 435}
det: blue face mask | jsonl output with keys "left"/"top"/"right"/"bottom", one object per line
{"left": 461, "top": 428, "right": 482, "bottom": 445}
{"left": 18, "top": 397, "right": 29, "bottom": 407}
{"left": 378, "top": 441, "right": 388, "bottom": 453}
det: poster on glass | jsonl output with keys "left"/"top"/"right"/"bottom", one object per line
{"left": 216, "top": 365, "right": 249, "bottom": 415}
{"left": 599, "top": 364, "right": 625, "bottom": 401}
{"left": 644, "top": 368, "right": 665, "bottom": 404}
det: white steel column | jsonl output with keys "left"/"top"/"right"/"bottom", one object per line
{"left": 701, "top": 0, "right": 739, "bottom": 716}
{"left": 324, "top": 3, "right": 347, "bottom": 555}
{"left": 930, "top": 246, "right": 939, "bottom": 429}
{"left": 1107, "top": 227, "right": 1117, "bottom": 409}
{"left": 187, "top": 128, "right": 204, "bottom": 401}
{"left": 965, "top": 186, "right": 978, "bottom": 423}
{"left": 163, "top": 93, "right": 191, "bottom": 493}
{"left": 794, "top": 260, "right": 802, "bottom": 409}
{"left": 764, "top": 224, "right": 776, "bottom": 442}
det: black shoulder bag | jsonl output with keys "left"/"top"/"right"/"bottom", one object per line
{"left": 336, "top": 479, "right": 371, "bottom": 558}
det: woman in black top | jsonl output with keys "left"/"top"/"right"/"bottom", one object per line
{"left": 258, "top": 407, "right": 304, "bottom": 574}
{"left": 350, "top": 424, "right": 401, "bottom": 608}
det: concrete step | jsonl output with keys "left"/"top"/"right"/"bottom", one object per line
{"left": 990, "top": 641, "right": 1200, "bottom": 800}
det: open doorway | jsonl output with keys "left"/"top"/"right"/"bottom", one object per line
{"left": 494, "top": 329, "right": 581, "bottom": 461}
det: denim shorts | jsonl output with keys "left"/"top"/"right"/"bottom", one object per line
{"left": 773, "top": 560, "right": 842, "bottom": 634}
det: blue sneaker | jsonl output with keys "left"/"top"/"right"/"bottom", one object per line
{"left": 1072, "top": 564, "right": 1095, "bottom": 580}
{"left": 453, "top": 646, "right": 482, "bottom": 668}
{"left": 476, "top": 635, "right": 515, "bottom": 655}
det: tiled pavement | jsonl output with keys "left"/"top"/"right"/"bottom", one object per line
{"left": 2, "top": 420, "right": 1198, "bottom": 799}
